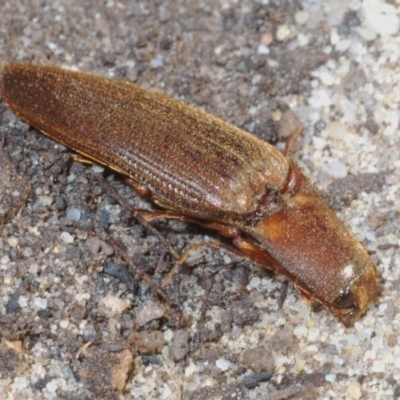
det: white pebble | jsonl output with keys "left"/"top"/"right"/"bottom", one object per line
{"left": 325, "top": 374, "right": 337, "bottom": 382}
{"left": 46, "top": 380, "right": 58, "bottom": 393}
{"left": 249, "top": 277, "right": 261, "bottom": 289}
{"left": 1, "top": 255, "right": 10, "bottom": 265}
{"left": 293, "top": 325, "right": 307, "bottom": 338}
{"left": 184, "top": 361, "right": 198, "bottom": 377}
{"left": 364, "top": 11, "right": 400, "bottom": 37}
{"left": 251, "top": 74, "right": 262, "bottom": 85}
{"left": 356, "top": 27, "right": 377, "bottom": 41}
{"left": 7, "top": 237, "right": 18, "bottom": 248}
{"left": 18, "top": 296, "right": 28, "bottom": 308}
{"left": 335, "top": 39, "right": 351, "bottom": 52}
{"left": 364, "top": 230, "right": 376, "bottom": 241}
{"left": 216, "top": 358, "right": 231, "bottom": 372}
{"left": 34, "top": 297, "right": 48, "bottom": 310}
{"left": 312, "top": 137, "right": 327, "bottom": 150}
{"left": 257, "top": 44, "right": 270, "bottom": 55}
{"left": 295, "top": 11, "right": 309, "bottom": 25}
{"left": 39, "top": 195, "right": 54, "bottom": 206}
{"left": 67, "top": 173, "right": 76, "bottom": 182}
{"left": 371, "top": 360, "right": 385, "bottom": 373}
{"left": 309, "top": 89, "right": 332, "bottom": 108}
{"left": 60, "top": 319, "right": 70, "bottom": 329}
{"left": 319, "top": 70, "right": 335, "bottom": 86}
{"left": 298, "top": 33, "right": 310, "bottom": 46}
{"left": 150, "top": 55, "right": 163, "bottom": 69}
{"left": 91, "top": 165, "right": 104, "bottom": 174}
{"left": 327, "top": 10, "right": 344, "bottom": 27}
{"left": 325, "top": 121, "right": 347, "bottom": 140}
{"left": 100, "top": 296, "right": 131, "bottom": 317}
{"left": 222, "top": 255, "right": 232, "bottom": 264}
{"left": 307, "top": 327, "right": 319, "bottom": 342}
{"left": 160, "top": 384, "right": 172, "bottom": 399}
{"left": 276, "top": 24, "right": 297, "bottom": 42}
{"left": 164, "top": 329, "right": 174, "bottom": 342}
{"left": 347, "top": 382, "right": 362, "bottom": 400}
{"left": 60, "top": 231, "right": 74, "bottom": 244}
{"left": 327, "top": 159, "right": 347, "bottom": 179}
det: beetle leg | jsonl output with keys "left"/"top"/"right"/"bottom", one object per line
{"left": 70, "top": 154, "right": 96, "bottom": 165}
{"left": 125, "top": 178, "right": 152, "bottom": 198}
{"left": 232, "top": 236, "right": 296, "bottom": 281}
{"left": 131, "top": 211, "right": 247, "bottom": 286}
{"left": 161, "top": 240, "right": 248, "bottom": 288}
{"left": 158, "top": 217, "right": 290, "bottom": 288}
{"left": 132, "top": 208, "right": 195, "bottom": 223}
{"left": 283, "top": 125, "right": 302, "bottom": 156}
{"left": 131, "top": 209, "right": 242, "bottom": 238}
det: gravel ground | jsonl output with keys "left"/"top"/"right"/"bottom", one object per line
{"left": 0, "top": 1, "right": 399, "bottom": 399}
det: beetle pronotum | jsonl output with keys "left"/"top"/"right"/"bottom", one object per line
{"left": 0, "top": 63, "right": 378, "bottom": 325}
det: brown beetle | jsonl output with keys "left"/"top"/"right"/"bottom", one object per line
{"left": 0, "top": 63, "right": 378, "bottom": 325}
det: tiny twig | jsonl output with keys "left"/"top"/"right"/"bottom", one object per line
{"left": 284, "top": 126, "right": 302, "bottom": 156}
{"left": 76, "top": 341, "right": 93, "bottom": 360}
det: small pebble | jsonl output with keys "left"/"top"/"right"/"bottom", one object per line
{"left": 169, "top": 329, "right": 189, "bottom": 361}
{"left": 46, "top": 380, "right": 58, "bottom": 393}
{"left": 364, "top": 10, "right": 400, "bottom": 37}
{"left": 347, "top": 382, "right": 362, "bottom": 400}
{"left": 6, "top": 299, "right": 20, "bottom": 314}
{"left": 100, "top": 295, "right": 131, "bottom": 317}
{"left": 60, "top": 231, "right": 74, "bottom": 244}
{"left": 34, "top": 297, "right": 48, "bottom": 310}
{"left": 83, "top": 325, "right": 98, "bottom": 341}
{"left": 18, "top": 296, "right": 28, "bottom": 308}
{"left": 325, "top": 374, "right": 337, "bottom": 382}
{"left": 312, "top": 136, "right": 327, "bottom": 150}
{"left": 260, "top": 32, "right": 273, "bottom": 46}
{"left": 356, "top": 27, "right": 377, "bottom": 41}
{"left": 39, "top": 195, "right": 54, "bottom": 206}
{"left": 129, "top": 330, "right": 165, "bottom": 353}
{"left": 66, "top": 207, "right": 82, "bottom": 221}
{"left": 257, "top": 44, "right": 270, "bottom": 55}
{"left": 7, "top": 237, "right": 18, "bottom": 248}
{"left": 327, "top": 159, "right": 347, "bottom": 179}
{"left": 110, "top": 349, "right": 134, "bottom": 391}
{"left": 215, "top": 358, "right": 231, "bottom": 372}
{"left": 60, "top": 319, "right": 70, "bottom": 329}
{"left": 244, "top": 372, "right": 273, "bottom": 389}
{"left": 87, "top": 237, "right": 102, "bottom": 254}
{"left": 150, "top": 55, "right": 163, "bottom": 69}
{"left": 295, "top": 11, "right": 309, "bottom": 25}
{"left": 135, "top": 300, "right": 165, "bottom": 326}
{"left": 248, "top": 277, "right": 261, "bottom": 289}
{"left": 242, "top": 347, "right": 274, "bottom": 373}
{"left": 91, "top": 165, "right": 104, "bottom": 174}
{"left": 276, "top": 24, "right": 297, "bottom": 42}
{"left": 67, "top": 173, "right": 76, "bottom": 182}
{"left": 325, "top": 121, "right": 347, "bottom": 140}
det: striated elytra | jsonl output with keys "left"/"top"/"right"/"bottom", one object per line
{"left": 0, "top": 63, "right": 378, "bottom": 325}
